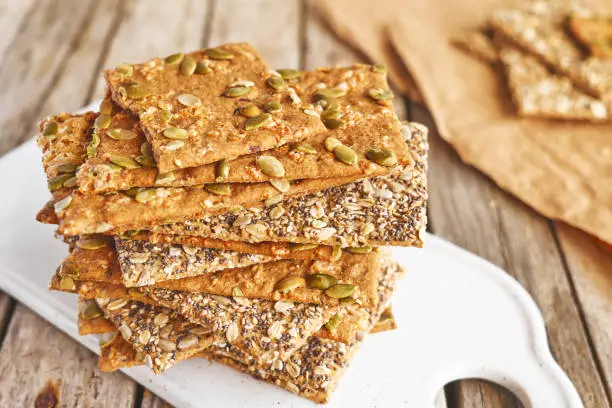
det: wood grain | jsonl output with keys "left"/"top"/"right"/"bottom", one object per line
{"left": 0, "top": 0, "right": 36, "bottom": 58}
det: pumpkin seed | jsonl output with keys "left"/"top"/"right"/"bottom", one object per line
{"left": 215, "top": 159, "right": 230, "bottom": 182}
{"left": 265, "top": 194, "right": 283, "bottom": 207}
{"left": 205, "top": 48, "right": 234, "bottom": 60}
{"left": 368, "top": 87, "right": 394, "bottom": 101}
{"left": 116, "top": 63, "right": 133, "bottom": 76}
{"left": 123, "top": 187, "right": 140, "bottom": 197}
{"left": 48, "top": 174, "right": 73, "bottom": 192}
{"left": 164, "top": 53, "right": 184, "bottom": 65}
{"left": 135, "top": 155, "right": 156, "bottom": 168}
{"left": 289, "top": 242, "right": 319, "bottom": 251}
{"left": 107, "top": 128, "right": 137, "bottom": 140}
{"left": 257, "top": 155, "right": 285, "bottom": 178}
{"left": 54, "top": 195, "right": 72, "bottom": 212}
{"left": 320, "top": 108, "right": 340, "bottom": 120}
{"left": 331, "top": 245, "right": 342, "bottom": 261}
{"left": 316, "top": 87, "right": 346, "bottom": 98}
{"left": 99, "top": 100, "right": 113, "bottom": 115}
{"left": 135, "top": 188, "right": 157, "bottom": 203}
{"left": 125, "top": 84, "right": 150, "bottom": 99}
{"left": 159, "top": 109, "right": 172, "bottom": 122}
{"left": 324, "top": 137, "right": 342, "bottom": 152}
{"left": 204, "top": 183, "right": 231, "bottom": 196}
{"left": 339, "top": 296, "right": 355, "bottom": 305}
{"left": 276, "top": 69, "right": 300, "bottom": 80}
{"left": 334, "top": 145, "right": 358, "bottom": 165}
{"left": 290, "top": 142, "right": 317, "bottom": 155}
{"left": 324, "top": 283, "right": 356, "bottom": 299}
{"left": 163, "top": 127, "right": 188, "bottom": 140}
{"left": 305, "top": 273, "right": 337, "bottom": 290}
{"left": 56, "top": 163, "right": 77, "bottom": 174}
{"left": 267, "top": 76, "right": 286, "bottom": 91}
{"left": 42, "top": 121, "right": 58, "bottom": 136}
{"left": 371, "top": 63, "right": 387, "bottom": 74}
{"left": 177, "top": 93, "right": 201, "bottom": 107}
{"left": 165, "top": 140, "right": 184, "bottom": 150}
{"left": 313, "top": 94, "right": 338, "bottom": 110}
{"left": 324, "top": 313, "right": 341, "bottom": 331}
{"left": 365, "top": 148, "right": 397, "bottom": 167}
{"left": 128, "top": 287, "right": 145, "bottom": 298}
{"left": 264, "top": 101, "right": 282, "bottom": 113}
{"left": 87, "top": 137, "right": 98, "bottom": 158}
{"left": 59, "top": 276, "right": 76, "bottom": 291}
{"left": 270, "top": 179, "right": 290, "bottom": 193}
{"left": 231, "top": 80, "right": 255, "bottom": 87}
{"left": 60, "top": 261, "right": 80, "bottom": 278}
{"left": 94, "top": 114, "right": 111, "bottom": 129}
{"left": 140, "top": 142, "right": 154, "bottom": 157}
{"left": 82, "top": 301, "right": 103, "bottom": 319}
{"left": 77, "top": 237, "right": 107, "bottom": 250}
{"left": 180, "top": 57, "right": 196, "bottom": 75}
{"left": 195, "top": 61, "right": 211, "bottom": 74}
{"left": 62, "top": 176, "right": 78, "bottom": 188}
{"left": 239, "top": 104, "right": 261, "bottom": 118}
{"left": 346, "top": 245, "right": 372, "bottom": 254}
{"left": 223, "top": 86, "right": 251, "bottom": 97}
{"left": 110, "top": 155, "right": 141, "bottom": 169}
{"left": 232, "top": 286, "right": 243, "bottom": 297}
{"left": 322, "top": 118, "right": 345, "bottom": 130}
{"left": 274, "top": 276, "right": 305, "bottom": 293}
{"left": 245, "top": 113, "right": 272, "bottom": 130}
{"left": 155, "top": 172, "right": 175, "bottom": 185}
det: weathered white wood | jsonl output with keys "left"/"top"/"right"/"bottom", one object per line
{"left": 0, "top": 0, "right": 37, "bottom": 58}
{"left": 0, "top": 304, "right": 136, "bottom": 407}
{"left": 140, "top": 390, "right": 173, "bottom": 408}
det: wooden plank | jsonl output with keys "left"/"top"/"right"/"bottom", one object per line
{"left": 0, "top": 0, "right": 98, "bottom": 156}
{"left": 0, "top": 304, "right": 135, "bottom": 407}
{"left": 91, "top": 0, "right": 211, "bottom": 99}
{"left": 412, "top": 104, "right": 610, "bottom": 408}
{"left": 0, "top": 0, "right": 37, "bottom": 58}
{"left": 140, "top": 390, "right": 173, "bottom": 408}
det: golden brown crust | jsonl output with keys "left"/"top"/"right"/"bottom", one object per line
{"left": 568, "top": 17, "right": 612, "bottom": 58}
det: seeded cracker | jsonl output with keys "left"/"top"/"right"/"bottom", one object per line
{"left": 452, "top": 28, "right": 499, "bottom": 63}
{"left": 105, "top": 43, "right": 325, "bottom": 173}
{"left": 96, "top": 299, "right": 213, "bottom": 374}
{"left": 568, "top": 16, "right": 612, "bottom": 58}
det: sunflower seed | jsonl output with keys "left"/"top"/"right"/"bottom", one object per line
{"left": 77, "top": 237, "right": 107, "bottom": 250}
{"left": 290, "top": 142, "right": 317, "bottom": 154}
{"left": 205, "top": 48, "right": 234, "bottom": 60}
{"left": 195, "top": 61, "right": 211, "bottom": 74}
{"left": 107, "top": 299, "right": 128, "bottom": 311}
{"left": 59, "top": 276, "right": 76, "bottom": 291}
{"left": 346, "top": 245, "right": 372, "bottom": 254}
{"left": 289, "top": 242, "right": 318, "bottom": 251}
{"left": 257, "top": 155, "right": 285, "bottom": 177}
{"left": 116, "top": 63, "right": 133, "bottom": 76}
{"left": 274, "top": 300, "right": 294, "bottom": 312}
{"left": 270, "top": 179, "right": 290, "bottom": 192}
{"left": 245, "top": 223, "right": 267, "bottom": 239}
{"left": 268, "top": 321, "right": 283, "bottom": 339}
{"left": 264, "top": 101, "right": 282, "bottom": 113}
{"left": 134, "top": 188, "right": 157, "bottom": 203}
{"left": 322, "top": 118, "right": 345, "bottom": 129}
{"left": 155, "top": 172, "right": 175, "bottom": 185}
{"left": 305, "top": 273, "right": 337, "bottom": 290}
{"left": 180, "top": 57, "right": 196, "bottom": 76}
{"left": 163, "top": 127, "right": 188, "bottom": 140}
{"left": 177, "top": 93, "right": 201, "bottom": 106}
{"left": 276, "top": 68, "right": 300, "bottom": 80}
{"left": 215, "top": 159, "right": 230, "bottom": 182}
{"left": 223, "top": 86, "right": 251, "bottom": 97}
{"left": 110, "top": 155, "right": 141, "bottom": 169}
{"left": 371, "top": 63, "right": 387, "bottom": 74}
{"left": 233, "top": 215, "right": 252, "bottom": 227}
{"left": 324, "top": 137, "right": 342, "bottom": 152}
{"left": 138, "top": 330, "right": 151, "bottom": 345}
{"left": 158, "top": 339, "right": 176, "bottom": 351}
{"left": 267, "top": 76, "right": 286, "bottom": 91}
{"left": 269, "top": 206, "right": 284, "bottom": 219}
{"left": 48, "top": 174, "right": 73, "bottom": 192}
{"left": 164, "top": 53, "right": 184, "bottom": 65}
{"left": 154, "top": 313, "right": 169, "bottom": 327}
{"left": 286, "top": 362, "right": 301, "bottom": 378}
{"left": 204, "top": 183, "right": 231, "bottom": 196}
{"left": 107, "top": 128, "right": 137, "bottom": 140}
{"left": 265, "top": 194, "right": 283, "bottom": 207}
{"left": 239, "top": 104, "right": 261, "bottom": 118}
{"left": 226, "top": 322, "right": 239, "bottom": 343}
{"left": 81, "top": 301, "right": 103, "bottom": 319}
{"left": 334, "top": 145, "right": 358, "bottom": 165}
{"left": 211, "top": 294, "right": 232, "bottom": 305}
{"left": 42, "top": 121, "right": 58, "bottom": 136}
{"left": 232, "top": 286, "right": 244, "bottom": 297}
{"left": 324, "top": 313, "right": 341, "bottom": 331}
{"left": 159, "top": 109, "right": 172, "bottom": 123}
{"left": 274, "top": 276, "right": 305, "bottom": 293}
{"left": 178, "top": 335, "right": 198, "bottom": 349}
{"left": 368, "top": 87, "right": 393, "bottom": 101}
{"left": 165, "top": 140, "right": 184, "bottom": 150}
{"left": 324, "top": 283, "right": 356, "bottom": 299}
{"left": 54, "top": 195, "right": 72, "bottom": 213}
{"left": 94, "top": 114, "right": 111, "bottom": 129}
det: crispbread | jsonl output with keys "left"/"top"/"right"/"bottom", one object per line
{"left": 79, "top": 65, "right": 408, "bottom": 193}
{"left": 452, "top": 28, "right": 498, "bottom": 63}
{"left": 568, "top": 16, "right": 612, "bottom": 58}
{"left": 106, "top": 43, "right": 325, "bottom": 173}
{"left": 152, "top": 122, "right": 428, "bottom": 247}
{"left": 97, "top": 298, "right": 213, "bottom": 374}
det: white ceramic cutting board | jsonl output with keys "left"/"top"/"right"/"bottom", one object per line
{"left": 0, "top": 112, "right": 583, "bottom": 407}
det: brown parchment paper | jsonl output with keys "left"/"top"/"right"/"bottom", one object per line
{"left": 315, "top": 0, "right": 612, "bottom": 245}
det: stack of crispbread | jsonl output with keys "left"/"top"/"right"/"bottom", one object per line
{"left": 453, "top": 1, "right": 612, "bottom": 122}
{"left": 35, "top": 42, "right": 428, "bottom": 403}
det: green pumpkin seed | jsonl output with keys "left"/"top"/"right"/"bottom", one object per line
{"left": 87, "top": 138, "right": 98, "bottom": 158}
{"left": 322, "top": 118, "right": 345, "bottom": 130}
{"left": 60, "top": 261, "right": 80, "bottom": 278}
{"left": 125, "top": 84, "right": 150, "bottom": 99}
{"left": 232, "top": 287, "right": 243, "bottom": 297}
{"left": 264, "top": 101, "right": 282, "bottom": 113}
{"left": 54, "top": 194, "right": 72, "bottom": 213}
{"left": 195, "top": 61, "right": 211, "bottom": 74}
{"left": 107, "top": 128, "right": 137, "bottom": 140}
{"left": 339, "top": 296, "right": 355, "bottom": 305}
{"left": 231, "top": 80, "right": 255, "bottom": 88}
{"left": 215, "top": 160, "right": 230, "bottom": 182}
{"left": 116, "top": 63, "right": 133, "bottom": 76}
{"left": 331, "top": 244, "right": 342, "bottom": 261}
{"left": 334, "top": 145, "right": 358, "bottom": 165}
{"left": 320, "top": 108, "right": 340, "bottom": 120}
{"left": 257, "top": 155, "right": 285, "bottom": 178}
{"left": 48, "top": 174, "right": 73, "bottom": 192}
{"left": 324, "top": 137, "right": 342, "bottom": 152}
{"left": 270, "top": 179, "right": 290, "bottom": 193}
{"left": 316, "top": 87, "right": 346, "bottom": 98}
{"left": 103, "top": 162, "right": 123, "bottom": 173}
{"left": 77, "top": 237, "right": 108, "bottom": 250}
{"left": 135, "top": 188, "right": 157, "bottom": 203}
{"left": 290, "top": 142, "right": 317, "bottom": 155}
{"left": 140, "top": 142, "right": 154, "bottom": 157}
{"left": 368, "top": 87, "right": 394, "bottom": 101}
{"left": 63, "top": 176, "right": 78, "bottom": 188}
{"left": 313, "top": 94, "right": 338, "bottom": 110}
{"left": 165, "top": 140, "right": 184, "bottom": 150}
{"left": 365, "top": 148, "right": 397, "bottom": 167}
{"left": 205, "top": 48, "right": 234, "bottom": 60}
{"left": 223, "top": 86, "right": 251, "bottom": 97}
{"left": 128, "top": 287, "right": 145, "bottom": 298}
{"left": 276, "top": 69, "right": 300, "bottom": 80}
{"left": 163, "top": 127, "right": 188, "bottom": 140}
{"left": 177, "top": 93, "right": 201, "bottom": 107}
{"left": 155, "top": 172, "right": 175, "bottom": 184}
{"left": 110, "top": 155, "right": 141, "bottom": 169}
{"left": 59, "top": 276, "right": 76, "bottom": 291}
{"left": 324, "top": 283, "right": 356, "bottom": 299}
{"left": 274, "top": 276, "right": 305, "bottom": 293}
{"left": 180, "top": 57, "right": 196, "bottom": 75}
{"left": 135, "top": 155, "right": 156, "bottom": 168}
{"left": 239, "top": 104, "right": 261, "bottom": 118}
{"left": 267, "top": 76, "right": 286, "bottom": 91}
{"left": 324, "top": 313, "right": 341, "bottom": 331}
{"left": 42, "top": 121, "right": 58, "bottom": 136}
{"left": 305, "top": 273, "right": 337, "bottom": 290}
{"left": 346, "top": 245, "right": 372, "bottom": 254}
{"left": 204, "top": 183, "right": 231, "bottom": 196}
{"left": 289, "top": 242, "right": 319, "bottom": 251}
{"left": 123, "top": 187, "right": 140, "bottom": 197}
{"left": 81, "top": 301, "right": 103, "bottom": 319}
{"left": 55, "top": 163, "right": 77, "bottom": 174}
{"left": 245, "top": 113, "right": 272, "bottom": 130}
{"left": 99, "top": 100, "right": 113, "bottom": 115}
{"left": 94, "top": 114, "right": 111, "bottom": 129}
{"left": 159, "top": 109, "right": 172, "bottom": 122}
{"left": 164, "top": 53, "right": 184, "bottom": 65}
{"left": 371, "top": 63, "right": 387, "bottom": 74}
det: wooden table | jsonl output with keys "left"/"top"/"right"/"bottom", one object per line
{"left": 0, "top": 1, "right": 610, "bottom": 407}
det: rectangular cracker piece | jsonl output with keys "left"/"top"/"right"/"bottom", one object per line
{"left": 568, "top": 16, "right": 612, "bottom": 58}
{"left": 80, "top": 65, "right": 408, "bottom": 193}
{"left": 498, "top": 45, "right": 609, "bottom": 121}
{"left": 452, "top": 29, "right": 499, "bottom": 63}
{"left": 153, "top": 122, "right": 428, "bottom": 248}
{"left": 105, "top": 42, "right": 326, "bottom": 173}
{"left": 97, "top": 298, "right": 213, "bottom": 374}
